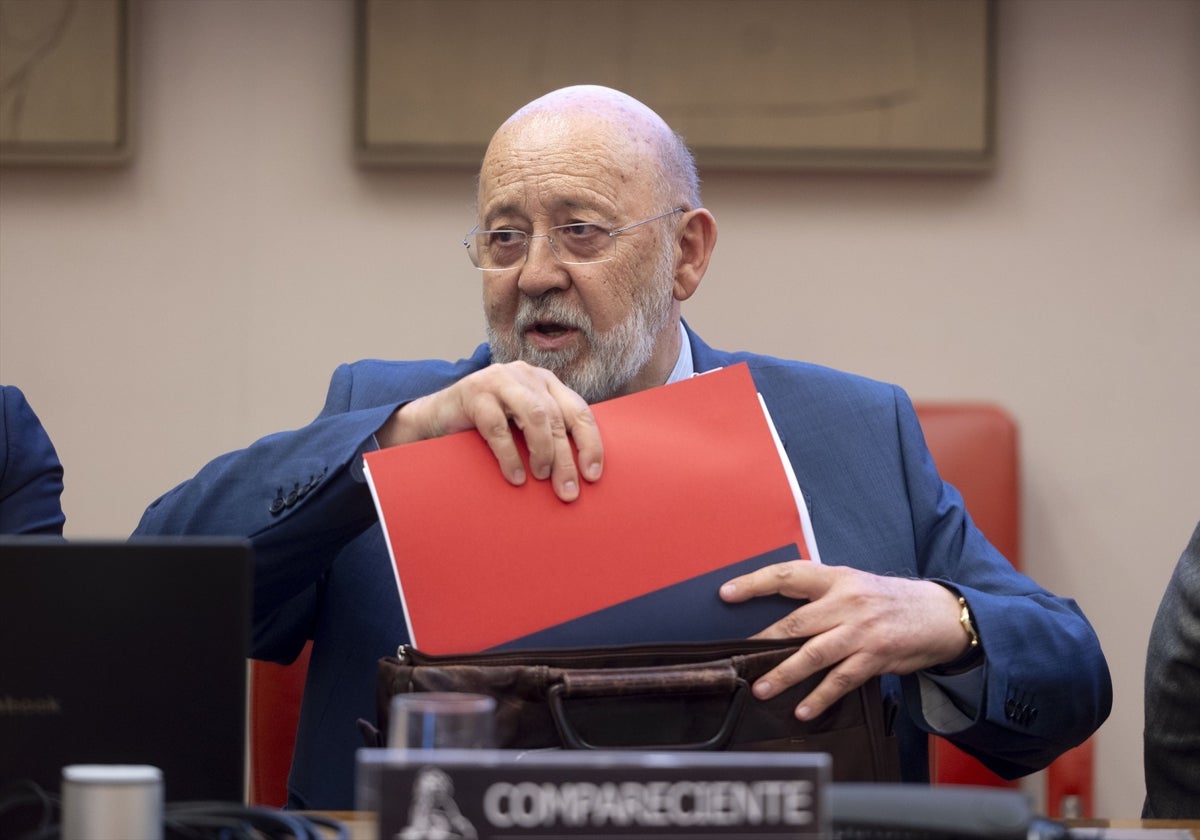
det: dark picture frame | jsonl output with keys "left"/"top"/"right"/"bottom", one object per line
{"left": 355, "top": 0, "right": 994, "bottom": 172}
{"left": 0, "top": 0, "right": 132, "bottom": 166}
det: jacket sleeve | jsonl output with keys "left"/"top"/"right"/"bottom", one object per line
{"left": 133, "top": 364, "right": 401, "bottom": 656}
{"left": 0, "top": 385, "right": 66, "bottom": 536}
{"left": 893, "top": 387, "right": 1113, "bottom": 777}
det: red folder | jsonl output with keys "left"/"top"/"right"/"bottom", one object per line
{"left": 363, "top": 363, "right": 818, "bottom": 654}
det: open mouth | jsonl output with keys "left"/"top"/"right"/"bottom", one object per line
{"left": 524, "top": 321, "right": 581, "bottom": 351}
{"left": 532, "top": 322, "right": 573, "bottom": 337}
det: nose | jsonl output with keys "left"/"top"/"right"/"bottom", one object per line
{"left": 516, "top": 234, "right": 571, "bottom": 297}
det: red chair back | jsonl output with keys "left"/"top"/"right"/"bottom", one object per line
{"left": 248, "top": 641, "right": 311, "bottom": 806}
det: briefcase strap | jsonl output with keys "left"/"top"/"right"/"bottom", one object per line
{"left": 548, "top": 674, "right": 750, "bottom": 751}
{"left": 557, "top": 662, "right": 740, "bottom": 697}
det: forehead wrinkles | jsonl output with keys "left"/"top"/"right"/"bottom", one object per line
{"left": 479, "top": 111, "right": 658, "bottom": 219}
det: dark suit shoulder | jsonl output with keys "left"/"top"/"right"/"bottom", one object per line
{"left": 0, "top": 384, "right": 66, "bottom": 535}
{"left": 697, "top": 345, "right": 904, "bottom": 412}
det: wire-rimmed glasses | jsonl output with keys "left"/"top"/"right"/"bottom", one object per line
{"left": 463, "top": 207, "right": 684, "bottom": 271}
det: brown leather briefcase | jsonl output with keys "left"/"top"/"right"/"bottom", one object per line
{"left": 361, "top": 638, "right": 901, "bottom": 782}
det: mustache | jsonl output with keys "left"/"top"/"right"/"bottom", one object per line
{"left": 513, "top": 295, "right": 592, "bottom": 336}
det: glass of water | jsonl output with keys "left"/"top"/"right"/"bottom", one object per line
{"left": 387, "top": 692, "right": 496, "bottom": 750}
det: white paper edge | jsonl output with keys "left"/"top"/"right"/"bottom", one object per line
{"left": 362, "top": 457, "right": 420, "bottom": 647}
{"left": 757, "top": 392, "right": 822, "bottom": 565}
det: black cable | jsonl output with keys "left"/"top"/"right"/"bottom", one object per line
{"left": 165, "top": 802, "right": 348, "bottom": 840}
{"left": 296, "top": 812, "right": 350, "bottom": 840}
{"left": 0, "top": 780, "right": 61, "bottom": 840}
{"left": 0, "top": 781, "right": 348, "bottom": 840}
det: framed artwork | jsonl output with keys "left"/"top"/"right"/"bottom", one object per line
{"left": 0, "top": 0, "right": 132, "bottom": 165}
{"left": 355, "top": 0, "right": 994, "bottom": 172}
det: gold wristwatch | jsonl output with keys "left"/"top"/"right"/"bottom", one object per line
{"left": 958, "top": 596, "right": 980, "bottom": 648}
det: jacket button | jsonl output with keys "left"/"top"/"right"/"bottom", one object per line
{"left": 269, "top": 497, "right": 285, "bottom": 514}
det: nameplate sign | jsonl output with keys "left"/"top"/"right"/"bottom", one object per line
{"left": 357, "top": 749, "right": 830, "bottom": 839}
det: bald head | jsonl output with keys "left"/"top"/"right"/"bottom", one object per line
{"left": 483, "top": 86, "right": 699, "bottom": 211}
{"left": 471, "top": 85, "right": 717, "bottom": 403}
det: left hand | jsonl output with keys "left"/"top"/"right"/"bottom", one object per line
{"left": 720, "top": 561, "right": 971, "bottom": 720}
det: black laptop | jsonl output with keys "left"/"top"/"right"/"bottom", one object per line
{"left": 0, "top": 538, "right": 252, "bottom": 806}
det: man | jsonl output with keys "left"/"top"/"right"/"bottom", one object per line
{"left": 0, "top": 384, "right": 65, "bottom": 535}
{"left": 1143, "top": 519, "right": 1200, "bottom": 818}
{"left": 135, "top": 85, "right": 1111, "bottom": 809}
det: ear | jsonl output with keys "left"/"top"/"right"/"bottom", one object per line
{"left": 673, "top": 209, "right": 717, "bottom": 302}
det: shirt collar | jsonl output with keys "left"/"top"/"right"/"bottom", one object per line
{"left": 664, "top": 320, "right": 695, "bottom": 385}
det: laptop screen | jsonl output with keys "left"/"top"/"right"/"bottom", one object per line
{"left": 0, "top": 538, "right": 252, "bottom": 805}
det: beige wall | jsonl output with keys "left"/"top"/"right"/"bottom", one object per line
{"left": 1, "top": 0, "right": 1197, "bottom": 818}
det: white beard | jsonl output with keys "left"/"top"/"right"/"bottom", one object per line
{"left": 486, "top": 241, "right": 675, "bottom": 403}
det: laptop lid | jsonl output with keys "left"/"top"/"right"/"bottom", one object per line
{"left": 0, "top": 538, "right": 252, "bottom": 804}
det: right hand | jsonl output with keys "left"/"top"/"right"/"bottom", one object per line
{"left": 375, "top": 361, "right": 603, "bottom": 502}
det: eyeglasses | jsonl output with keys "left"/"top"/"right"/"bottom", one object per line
{"left": 463, "top": 207, "right": 684, "bottom": 271}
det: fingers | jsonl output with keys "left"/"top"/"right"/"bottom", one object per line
{"left": 771, "top": 651, "right": 875, "bottom": 721}
{"left": 467, "top": 388, "right": 534, "bottom": 487}
{"left": 387, "top": 361, "right": 603, "bottom": 503}
{"left": 507, "top": 374, "right": 602, "bottom": 501}
{"left": 722, "top": 565, "right": 969, "bottom": 720}
{"left": 720, "top": 562, "right": 858, "bottom": 716}
{"left": 720, "top": 559, "right": 831, "bottom": 604}
{"left": 752, "top": 625, "right": 876, "bottom": 721}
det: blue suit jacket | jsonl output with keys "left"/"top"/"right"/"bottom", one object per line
{"left": 0, "top": 385, "right": 65, "bottom": 536}
{"left": 135, "top": 328, "right": 1111, "bottom": 809}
